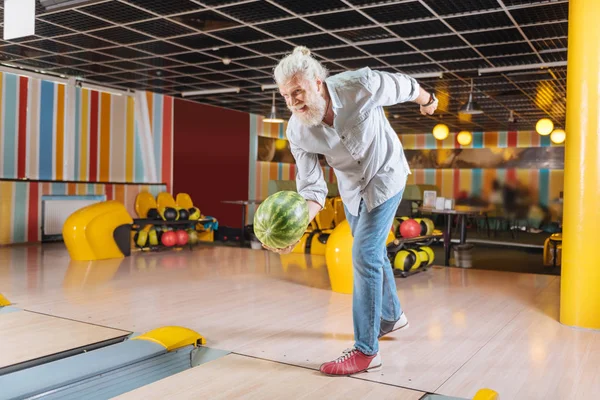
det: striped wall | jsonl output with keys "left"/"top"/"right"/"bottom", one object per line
{"left": 401, "top": 131, "right": 564, "bottom": 207}
{"left": 247, "top": 118, "right": 565, "bottom": 216}
{"left": 399, "top": 130, "right": 563, "bottom": 149}
{"left": 0, "top": 71, "right": 173, "bottom": 190}
{"left": 0, "top": 180, "right": 166, "bottom": 245}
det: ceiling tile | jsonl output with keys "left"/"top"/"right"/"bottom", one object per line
{"left": 445, "top": 11, "right": 514, "bottom": 31}
{"left": 55, "top": 34, "right": 114, "bottom": 49}
{"left": 40, "top": 10, "right": 112, "bottom": 31}
{"left": 133, "top": 41, "right": 189, "bottom": 55}
{"left": 421, "top": 0, "right": 501, "bottom": 15}
{"left": 128, "top": 19, "right": 196, "bottom": 38}
{"left": 409, "top": 35, "right": 466, "bottom": 50}
{"left": 509, "top": 2, "right": 568, "bottom": 25}
{"left": 25, "top": 39, "right": 80, "bottom": 53}
{"left": 274, "top": 0, "right": 349, "bottom": 14}
{"left": 219, "top": 2, "right": 292, "bottom": 23}
{"left": 244, "top": 40, "right": 294, "bottom": 55}
{"left": 98, "top": 46, "right": 151, "bottom": 59}
{"left": 336, "top": 27, "right": 395, "bottom": 42}
{"left": 462, "top": 28, "right": 524, "bottom": 45}
{"left": 211, "top": 27, "right": 272, "bottom": 43}
{"left": 88, "top": 27, "right": 154, "bottom": 45}
{"left": 79, "top": 1, "right": 155, "bottom": 24}
{"left": 362, "top": 1, "right": 434, "bottom": 23}
{"left": 288, "top": 34, "right": 345, "bottom": 48}
{"left": 315, "top": 46, "right": 367, "bottom": 59}
{"left": 122, "top": 0, "right": 204, "bottom": 15}
{"left": 308, "top": 10, "right": 374, "bottom": 29}
{"left": 388, "top": 19, "right": 452, "bottom": 38}
{"left": 259, "top": 19, "right": 320, "bottom": 37}
{"left": 171, "top": 10, "right": 240, "bottom": 31}
{"left": 359, "top": 40, "right": 414, "bottom": 55}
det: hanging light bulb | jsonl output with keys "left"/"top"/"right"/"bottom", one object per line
{"left": 264, "top": 91, "right": 284, "bottom": 124}
{"left": 536, "top": 118, "right": 553, "bottom": 135}
{"left": 550, "top": 128, "right": 566, "bottom": 144}
{"left": 459, "top": 78, "right": 483, "bottom": 115}
{"left": 432, "top": 123, "right": 449, "bottom": 140}
{"left": 457, "top": 130, "right": 472, "bottom": 146}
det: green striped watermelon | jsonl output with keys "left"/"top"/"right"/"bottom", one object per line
{"left": 253, "top": 191, "right": 309, "bottom": 249}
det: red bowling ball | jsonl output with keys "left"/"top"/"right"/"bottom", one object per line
{"left": 175, "top": 230, "right": 189, "bottom": 246}
{"left": 400, "top": 219, "right": 421, "bottom": 238}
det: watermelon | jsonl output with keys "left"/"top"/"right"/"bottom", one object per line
{"left": 253, "top": 191, "right": 309, "bottom": 249}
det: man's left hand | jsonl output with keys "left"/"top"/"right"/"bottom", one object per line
{"left": 420, "top": 99, "right": 438, "bottom": 115}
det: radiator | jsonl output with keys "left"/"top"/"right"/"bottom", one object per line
{"left": 41, "top": 195, "right": 106, "bottom": 237}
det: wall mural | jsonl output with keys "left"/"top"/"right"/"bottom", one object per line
{"left": 404, "top": 147, "right": 564, "bottom": 170}
{"left": 257, "top": 136, "right": 329, "bottom": 166}
{"left": 257, "top": 136, "right": 564, "bottom": 170}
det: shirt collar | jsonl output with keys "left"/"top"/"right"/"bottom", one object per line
{"left": 325, "top": 77, "right": 342, "bottom": 110}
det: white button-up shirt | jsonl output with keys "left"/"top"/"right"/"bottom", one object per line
{"left": 286, "top": 67, "right": 419, "bottom": 216}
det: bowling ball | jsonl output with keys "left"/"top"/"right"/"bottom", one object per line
{"left": 147, "top": 208, "right": 160, "bottom": 220}
{"left": 188, "top": 207, "right": 201, "bottom": 220}
{"left": 400, "top": 219, "right": 421, "bottom": 238}
{"left": 187, "top": 229, "right": 198, "bottom": 245}
{"left": 393, "top": 249, "right": 419, "bottom": 271}
{"left": 175, "top": 230, "right": 188, "bottom": 246}
{"left": 160, "top": 207, "right": 178, "bottom": 221}
{"left": 161, "top": 231, "right": 177, "bottom": 247}
{"left": 178, "top": 208, "right": 189, "bottom": 220}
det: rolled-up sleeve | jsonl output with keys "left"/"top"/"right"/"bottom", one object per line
{"left": 289, "top": 140, "right": 327, "bottom": 210}
{"left": 364, "top": 68, "right": 421, "bottom": 107}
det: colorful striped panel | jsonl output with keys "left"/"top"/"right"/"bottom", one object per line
{"left": 0, "top": 71, "right": 173, "bottom": 187}
{"left": 400, "top": 131, "right": 564, "bottom": 149}
{"left": 0, "top": 181, "right": 167, "bottom": 245}
{"left": 256, "top": 117, "right": 287, "bottom": 139}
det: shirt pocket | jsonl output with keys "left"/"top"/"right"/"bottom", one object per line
{"left": 340, "top": 111, "right": 373, "bottom": 161}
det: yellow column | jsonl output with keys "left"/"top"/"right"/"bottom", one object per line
{"left": 560, "top": 0, "right": 600, "bottom": 329}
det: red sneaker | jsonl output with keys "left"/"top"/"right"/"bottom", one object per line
{"left": 319, "top": 348, "right": 382, "bottom": 376}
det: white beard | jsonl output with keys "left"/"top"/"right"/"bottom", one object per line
{"left": 288, "top": 87, "right": 327, "bottom": 127}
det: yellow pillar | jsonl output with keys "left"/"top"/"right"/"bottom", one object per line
{"left": 560, "top": 0, "right": 600, "bottom": 329}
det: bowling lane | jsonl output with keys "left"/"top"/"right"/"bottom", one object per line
{"left": 0, "top": 309, "right": 130, "bottom": 371}
{"left": 114, "top": 353, "right": 425, "bottom": 400}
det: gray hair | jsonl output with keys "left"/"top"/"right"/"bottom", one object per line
{"left": 273, "top": 46, "right": 329, "bottom": 86}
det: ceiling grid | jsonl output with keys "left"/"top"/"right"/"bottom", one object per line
{"left": 0, "top": 0, "right": 568, "bottom": 133}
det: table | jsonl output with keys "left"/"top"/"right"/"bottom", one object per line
{"left": 419, "top": 206, "right": 492, "bottom": 266}
{"left": 221, "top": 200, "right": 263, "bottom": 247}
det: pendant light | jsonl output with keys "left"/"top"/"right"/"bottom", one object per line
{"left": 263, "top": 91, "right": 284, "bottom": 124}
{"left": 459, "top": 78, "right": 483, "bottom": 115}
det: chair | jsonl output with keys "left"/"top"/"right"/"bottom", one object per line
{"left": 156, "top": 192, "right": 177, "bottom": 210}
{"left": 175, "top": 193, "right": 194, "bottom": 210}
{"left": 134, "top": 192, "right": 157, "bottom": 218}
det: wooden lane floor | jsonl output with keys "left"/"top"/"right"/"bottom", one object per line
{"left": 0, "top": 243, "right": 598, "bottom": 399}
{"left": 0, "top": 309, "right": 130, "bottom": 373}
{"left": 114, "top": 353, "right": 424, "bottom": 400}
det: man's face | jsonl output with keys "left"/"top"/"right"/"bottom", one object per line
{"left": 279, "top": 74, "right": 326, "bottom": 127}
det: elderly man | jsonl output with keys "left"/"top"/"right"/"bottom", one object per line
{"left": 265, "top": 46, "right": 438, "bottom": 376}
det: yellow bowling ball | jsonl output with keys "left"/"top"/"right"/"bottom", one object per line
{"left": 325, "top": 219, "right": 395, "bottom": 294}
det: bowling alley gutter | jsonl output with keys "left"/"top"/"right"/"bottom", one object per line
{"left": 446, "top": 237, "right": 543, "bottom": 249}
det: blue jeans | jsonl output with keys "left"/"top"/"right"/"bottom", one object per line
{"left": 344, "top": 189, "right": 403, "bottom": 355}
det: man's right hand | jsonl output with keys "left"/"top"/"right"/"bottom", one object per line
{"left": 262, "top": 241, "right": 299, "bottom": 255}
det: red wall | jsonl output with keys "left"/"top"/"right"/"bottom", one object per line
{"left": 173, "top": 99, "right": 250, "bottom": 228}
